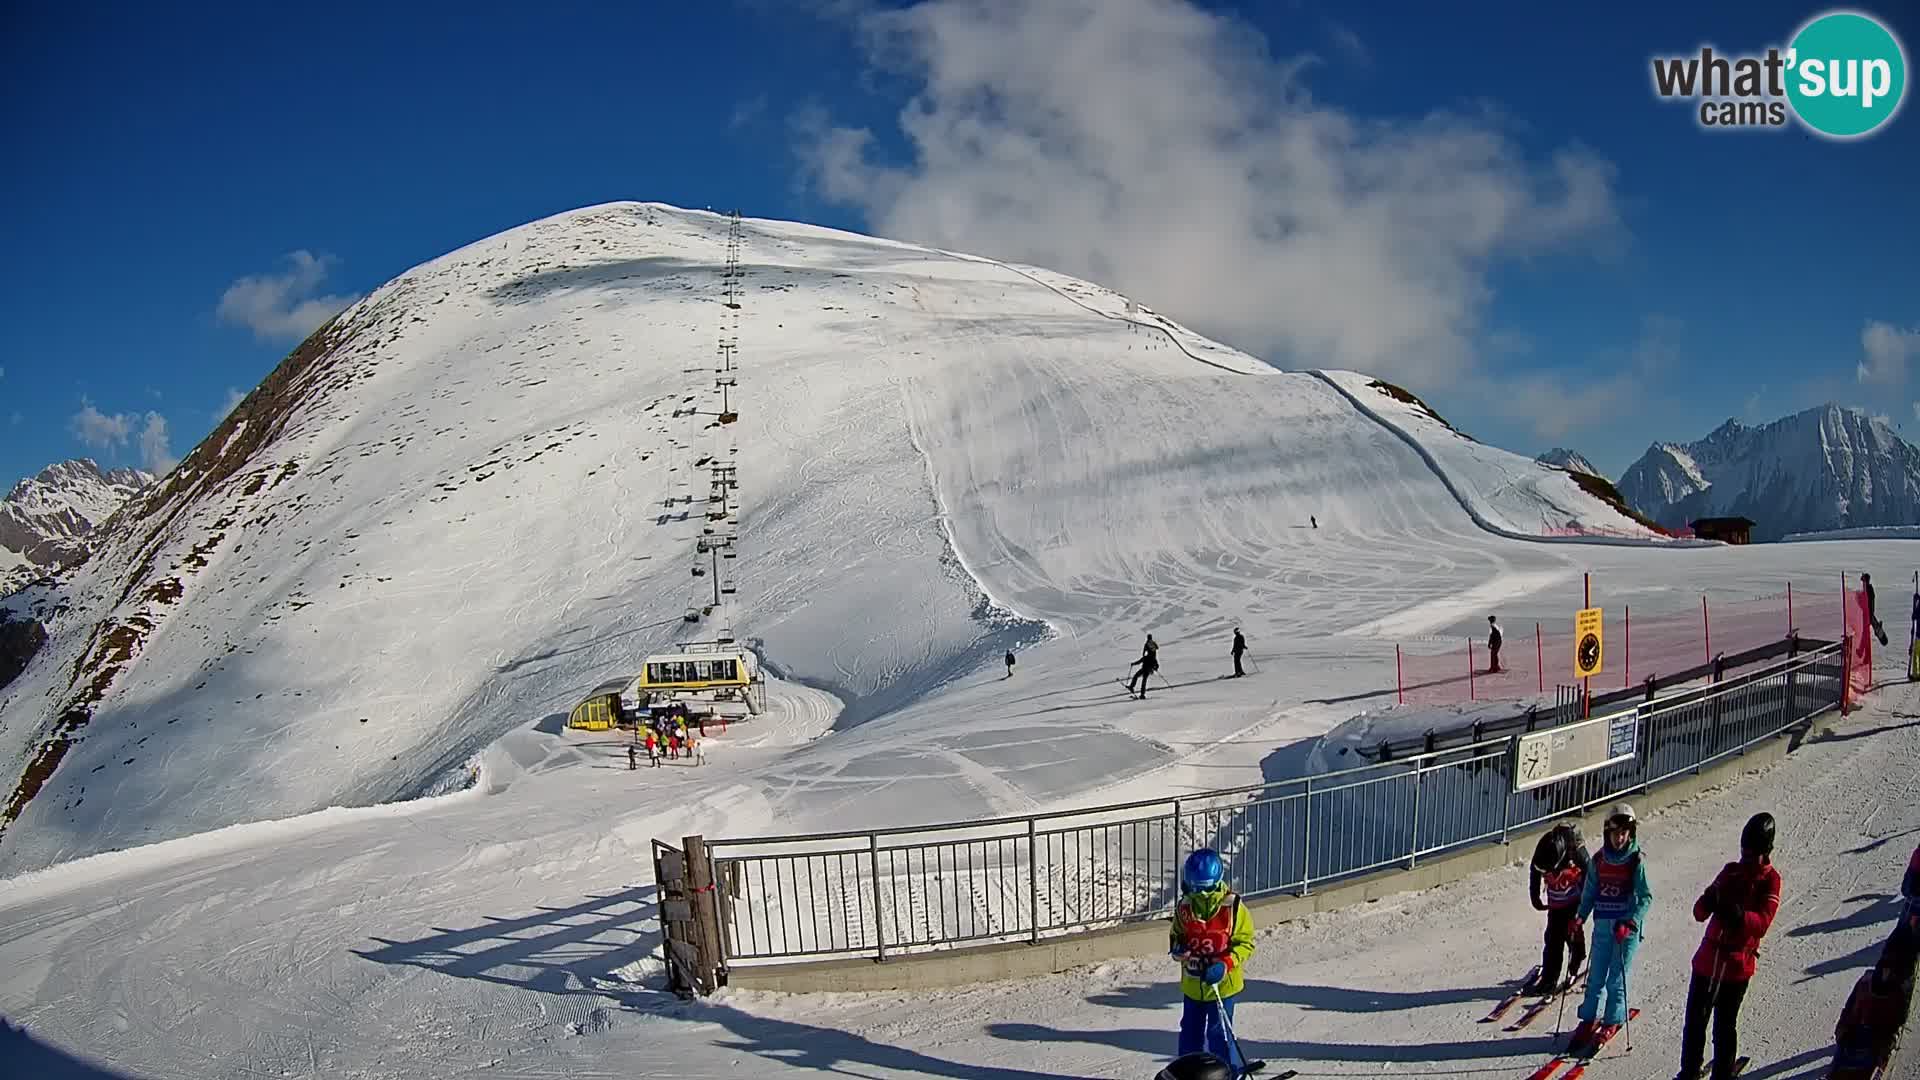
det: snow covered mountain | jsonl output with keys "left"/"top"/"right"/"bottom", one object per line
{"left": 1536, "top": 447, "right": 1601, "bottom": 477}
{"left": 1618, "top": 405, "right": 1920, "bottom": 541}
{"left": 0, "top": 202, "right": 1662, "bottom": 876}
{"left": 0, "top": 460, "right": 155, "bottom": 596}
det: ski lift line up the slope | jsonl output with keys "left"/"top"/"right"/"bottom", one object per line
{"left": 683, "top": 209, "right": 748, "bottom": 638}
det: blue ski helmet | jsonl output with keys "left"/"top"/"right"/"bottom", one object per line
{"left": 1182, "top": 848, "right": 1225, "bottom": 892}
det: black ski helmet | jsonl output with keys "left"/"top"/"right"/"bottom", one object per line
{"left": 1532, "top": 827, "right": 1569, "bottom": 872}
{"left": 1155, "top": 1052, "right": 1238, "bottom": 1080}
{"left": 1741, "top": 812, "right": 1776, "bottom": 856}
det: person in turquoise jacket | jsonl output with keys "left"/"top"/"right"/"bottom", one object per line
{"left": 1573, "top": 803, "right": 1653, "bottom": 1046}
{"left": 1169, "top": 848, "right": 1256, "bottom": 1070}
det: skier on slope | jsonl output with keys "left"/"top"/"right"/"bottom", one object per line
{"left": 1527, "top": 821, "right": 1590, "bottom": 995}
{"left": 1129, "top": 634, "right": 1160, "bottom": 698}
{"left": 1675, "top": 813, "right": 1782, "bottom": 1080}
{"left": 1487, "top": 616, "right": 1504, "bottom": 674}
{"left": 1831, "top": 950, "right": 1913, "bottom": 1078}
{"left": 1571, "top": 804, "right": 1653, "bottom": 1050}
{"left": 1231, "top": 629, "right": 1248, "bottom": 678}
{"left": 1863, "top": 573, "right": 1890, "bottom": 647}
{"left": 1169, "top": 849, "right": 1256, "bottom": 1073}
{"left": 1005, "top": 649, "right": 1016, "bottom": 679}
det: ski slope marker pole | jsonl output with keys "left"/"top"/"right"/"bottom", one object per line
{"left": 1396, "top": 645, "right": 1404, "bottom": 705}
{"left": 1536, "top": 623, "right": 1544, "bottom": 693}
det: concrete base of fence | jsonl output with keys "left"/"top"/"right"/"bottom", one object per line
{"left": 724, "top": 716, "right": 1821, "bottom": 994}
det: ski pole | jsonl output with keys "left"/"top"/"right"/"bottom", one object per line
{"left": 1210, "top": 982, "right": 1249, "bottom": 1073}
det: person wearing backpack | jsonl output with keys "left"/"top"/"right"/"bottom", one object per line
{"left": 1528, "top": 821, "right": 1591, "bottom": 994}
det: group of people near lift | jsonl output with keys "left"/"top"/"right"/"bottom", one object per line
{"left": 1157, "top": 805, "right": 1917, "bottom": 1080}
{"left": 626, "top": 707, "right": 708, "bottom": 768}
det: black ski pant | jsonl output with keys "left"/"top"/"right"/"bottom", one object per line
{"left": 1541, "top": 906, "right": 1586, "bottom": 988}
{"left": 1489, "top": 642, "right": 1502, "bottom": 673}
{"left": 1678, "top": 972, "right": 1749, "bottom": 1079}
{"left": 1232, "top": 652, "right": 1245, "bottom": 677}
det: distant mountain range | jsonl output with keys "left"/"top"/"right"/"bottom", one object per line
{"left": 1536, "top": 448, "right": 1602, "bottom": 477}
{"left": 1618, "top": 405, "right": 1920, "bottom": 542}
{"left": 1, "top": 459, "right": 155, "bottom": 596}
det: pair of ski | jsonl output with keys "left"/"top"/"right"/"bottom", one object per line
{"left": 1520, "top": 1009, "right": 1638, "bottom": 1080}
{"left": 1481, "top": 966, "right": 1564, "bottom": 1026}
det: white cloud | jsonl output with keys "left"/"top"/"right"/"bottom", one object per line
{"left": 797, "top": 0, "right": 1623, "bottom": 389}
{"left": 0, "top": 365, "right": 7, "bottom": 379}
{"left": 67, "top": 400, "right": 175, "bottom": 473}
{"left": 1324, "top": 19, "right": 1371, "bottom": 68}
{"left": 70, "top": 400, "right": 136, "bottom": 449}
{"left": 1479, "top": 315, "right": 1678, "bottom": 440}
{"left": 138, "top": 412, "right": 176, "bottom": 474}
{"left": 216, "top": 386, "right": 248, "bottom": 422}
{"left": 217, "top": 251, "right": 357, "bottom": 342}
{"left": 1858, "top": 319, "right": 1920, "bottom": 385}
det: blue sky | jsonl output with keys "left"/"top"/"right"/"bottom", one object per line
{"left": 1, "top": 0, "right": 1914, "bottom": 490}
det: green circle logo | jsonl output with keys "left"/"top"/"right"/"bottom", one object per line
{"left": 1786, "top": 10, "right": 1908, "bottom": 138}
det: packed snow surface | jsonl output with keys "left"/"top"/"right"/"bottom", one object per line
{"left": 1, "top": 202, "right": 1673, "bottom": 875}
{"left": 3, "top": 649, "right": 1914, "bottom": 1079}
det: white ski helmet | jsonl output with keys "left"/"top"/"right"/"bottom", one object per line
{"left": 1604, "top": 803, "right": 1637, "bottom": 837}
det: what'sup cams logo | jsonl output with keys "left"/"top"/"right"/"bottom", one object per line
{"left": 1651, "top": 9, "right": 1907, "bottom": 138}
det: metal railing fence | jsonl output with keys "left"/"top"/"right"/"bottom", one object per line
{"left": 703, "top": 641, "right": 1845, "bottom": 966}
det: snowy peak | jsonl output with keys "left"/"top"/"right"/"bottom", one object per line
{"left": 1536, "top": 448, "right": 1601, "bottom": 478}
{"left": 0, "top": 459, "right": 156, "bottom": 589}
{"left": 1618, "top": 404, "right": 1920, "bottom": 540}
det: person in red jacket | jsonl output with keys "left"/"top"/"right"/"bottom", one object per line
{"left": 1832, "top": 950, "right": 1913, "bottom": 1077}
{"left": 1675, "top": 813, "right": 1782, "bottom": 1080}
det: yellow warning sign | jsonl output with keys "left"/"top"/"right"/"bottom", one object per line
{"left": 1574, "top": 607, "right": 1604, "bottom": 678}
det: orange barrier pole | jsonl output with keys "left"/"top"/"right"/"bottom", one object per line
{"left": 1536, "top": 622, "right": 1544, "bottom": 693}
{"left": 1625, "top": 605, "right": 1632, "bottom": 688}
{"left": 1396, "top": 644, "right": 1404, "bottom": 705}
{"left": 1468, "top": 641, "right": 1477, "bottom": 700}
{"left": 1787, "top": 581, "right": 1794, "bottom": 635}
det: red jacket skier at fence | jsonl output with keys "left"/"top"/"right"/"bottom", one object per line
{"left": 1676, "top": 813, "right": 1781, "bottom": 1080}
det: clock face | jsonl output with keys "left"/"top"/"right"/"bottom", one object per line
{"left": 1521, "top": 741, "right": 1550, "bottom": 780}
{"left": 1578, "top": 633, "right": 1601, "bottom": 673}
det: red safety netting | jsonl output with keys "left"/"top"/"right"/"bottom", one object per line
{"left": 1393, "top": 582, "right": 1853, "bottom": 708}
{"left": 1846, "top": 584, "right": 1873, "bottom": 700}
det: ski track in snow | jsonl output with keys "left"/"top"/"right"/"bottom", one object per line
{"left": 5, "top": 202, "right": 1920, "bottom": 1078}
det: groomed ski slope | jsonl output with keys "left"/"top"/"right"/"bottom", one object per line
{"left": 3, "top": 649, "right": 1913, "bottom": 1079}
{"left": 0, "top": 202, "right": 1656, "bottom": 875}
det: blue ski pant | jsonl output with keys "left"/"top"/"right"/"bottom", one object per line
{"left": 1578, "top": 917, "right": 1640, "bottom": 1025}
{"left": 1178, "top": 993, "right": 1241, "bottom": 1068}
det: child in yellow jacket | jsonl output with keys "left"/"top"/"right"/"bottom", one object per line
{"left": 1169, "top": 848, "right": 1256, "bottom": 1070}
